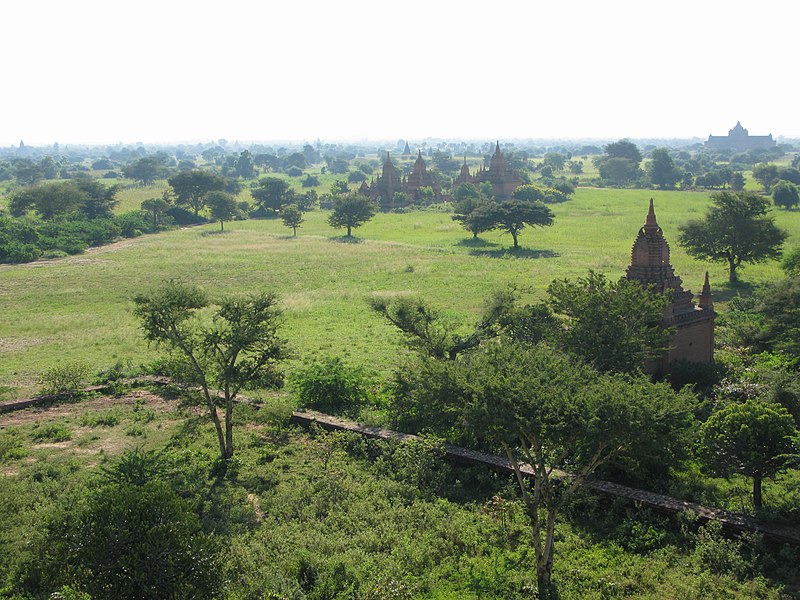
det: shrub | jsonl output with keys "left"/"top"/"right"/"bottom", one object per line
{"left": 292, "top": 356, "right": 372, "bottom": 416}
{"left": 39, "top": 362, "right": 91, "bottom": 395}
{"left": 29, "top": 422, "right": 73, "bottom": 443}
{"left": 80, "top": 410, "right": 122, "bottom": 428}
{"left": 0, "top": 428, "right": 28, "bottom": 462}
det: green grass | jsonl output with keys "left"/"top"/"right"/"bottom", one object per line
{"left": 1, "top": 187, "right": 798, "bottom": 396}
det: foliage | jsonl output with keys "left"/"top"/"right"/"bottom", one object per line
{"left": 168, "top": 169, "right": 227, "bottom": 216}
{"left": 250, "top": 176, "right": 294, "bottom": 214}
{"left": 771, "top": 179, "right": 799, "bottom": 210}
{"left": 38, "top": 361, "right": 91, "bottom": 395}
{"left": 701, "top": 399, "right": 799, "bottom": 509}
{"left": 547, "top": 271, "right": 671, "bottom": 374}
{"left": 133, "top": 281, "right": 289, "bottom": 460}
{"left": 292, "top": 356, "right": 373, "bottom": 416}
{"left": 206, "top": 190, "right": 239, "bottom": 231}
{"left": 281, "top": 204, "right": 304, "bottom": 236}
{"left": 678, "top": 191, "right": 787, "bottom": 282}
{"left": 29, "top": 422, "right": 73, "bottom": 443}
{"left": 369, "top": 295, "right": 490, "bottom": 360}
{"left": 647, "top": 148, "right": 681, "bottom": 189}
{"left": 327, "top": 192, "right": 376, "bottom": 237}
{"left": 482, "top": 199, "right": 554, "bottom": 249}
{"left": 782, "top": 246, "right": 800, "bottom": 276}
{"left": 123, "top": 155, "right": 171, "bottom": 185}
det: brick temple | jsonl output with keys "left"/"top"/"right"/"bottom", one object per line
{"left": 625, "top": 199, "right": 715, "bottom": 374}
{"left": 453, "top": 141, "right": 523, "bottom": 198}
{"left": 361, "top": 150, "right": 442, "bottom": 210}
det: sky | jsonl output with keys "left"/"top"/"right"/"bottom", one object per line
{"left": 2, "top": 0, "right": 797, "bottom": 146}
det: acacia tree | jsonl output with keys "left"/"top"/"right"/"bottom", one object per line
{"left": 701, "top": 400, "right": 799, "bottom": 509}
{"left": 133, "top": 281, "right": 289, "bottom": 462}
{"left": 679, "top": 191, "right": 787, "bottom": 282}
{"left": 393, "top": 343, "right": 693, "bottom": 598}
{"left": 328, "top": 192, "right": 376, "bottom": 237}
{"left": 485, "top": 199, "right": 554, "bottom": 249}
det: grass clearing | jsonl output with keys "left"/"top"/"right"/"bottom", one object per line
{"left": 1, "top": 187, "right": 798, "bottom": 396}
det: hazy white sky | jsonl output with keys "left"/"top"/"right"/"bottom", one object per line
{"left": 2, "top": 0, "right": 797, "bottom": 145}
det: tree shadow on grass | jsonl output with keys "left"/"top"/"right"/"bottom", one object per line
{"left": 455, "top": 237, "right": 500, "bottom": 249}
{"left": 200, "top": 229, "right": 226, "bottom": 237}
{"left": 470, "top": 247, "right": 560, "bottom": 259}
{"left": 329, "top": 236, "right": 364, "bottom": 244}
{"left": 711, "top": 280, "right": 758, "bottom": 303}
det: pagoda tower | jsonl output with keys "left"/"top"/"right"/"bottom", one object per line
{"left": 625, "top": 199, "right": 715, "bottom": 373}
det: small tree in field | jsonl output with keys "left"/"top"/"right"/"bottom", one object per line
{"left": 772, "top": 180, "right": 800, "bottom": 210}
{"left": 133, "top": 281, "right": 289, "bottom": 462}
{"left": 206, "top": 191, "right": 238, "bottom": 231}
{"left": 281, "top": 204, "right": 304, "bottom": 236}
{"left": 701, "top": 400, "right": 799, "bottom": 510}
{"left": 678, "top": 191, "right": 787, "bottom": 282}
{"left": 328, "top": 192, "right": 376, "bottom": 237}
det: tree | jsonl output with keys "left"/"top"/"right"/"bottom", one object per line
{"left": 281, "top": 203, "right": 304, "bottom": 236}
{"left": 542, "top": 152, "right": 565, "bottom": 172}
{"left": 8, "top": 181, "right": 85, "bottom": 220}
{"left": 133, "top": 281, "right": 289, "bottom": 461}
{"left": 604, "top": 139, "right": 642, "bottom": 163}
{"left": 484, "top": 199, "right": 554, "bottom": 249}
{"left": 141, "top": 195, "right": 171, "bottom": 230}
{"left": 678, "top": 191, "right": 787, "bottom": 282}
{"left": 701, "top": 400, "right": 799, "bottom": 510}
{"left": 393, "top": 343, "right": 694, "bottom": 598}
{"left": 205, "top": 191, "right": 238, "bottom": 231}
{"left": 74, "top": 177, "right": 119, "bottom": 219}
{"left": 772, "top": 180, "right": 800, "bottom": 209}
{"left": 330, "top": 179, "right": 349, "bottom": 196}
{"left": 546, "top": 271, "right": 671, "bottom": 374}
{"left": 124, "top": 156, "right": 170, "bottom": 185}
{"left": 168, "top": 170, "right": 227, "bottom": 217}
{"left": 752, "top": 163, "right": 781, "bottom": 193}
{"left": 783, "top": 246, "right": 800, "bottom": 277}
{"left": 647, "top": 148, "right": 680, "bottom": 189}
{"left": 597, "top": 157, "right": 642, "bottom": 186}
{"left": 51, "top": 479, "right": 221, "bottom": 598}
{"left": 452, "top": 195, "right": 493, "bottom": 238}
{"left": 250, "top": 176, "right": 294, "bottom": 213}
{"left": 328, "top": 192, "right": 376, "bottom": 237}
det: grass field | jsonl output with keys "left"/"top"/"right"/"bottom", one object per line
{"left": 1, "top": 187, "right": 798, "bottom": 396}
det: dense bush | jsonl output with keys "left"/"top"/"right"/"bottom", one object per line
{"left": 292, "top": 356, "right": 374, "bottom": 416}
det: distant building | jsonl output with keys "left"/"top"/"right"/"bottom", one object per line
{"left": 625, "top": 200, "right": 715, "bottom": 374}
{"left": 453, "top": 141, "right": 523, "bottom": 198}
{"left": 362, "top": 151, "right": 442, "bottom": 210}
{"left": 705, "top": 121, "right": 776, "bottom": 151}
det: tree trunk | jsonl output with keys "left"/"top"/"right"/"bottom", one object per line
{"left": 224, "top": 391, "right": 234, "bottom": 460}
{"left": 220, "top": 220, "right": 224, "bottom": 232}
{"left": 293, "top": 227, "right": 297, "bottom": 237}
{"left": 537, "top": 509, "right": 557, "bottom": 599}
{"left": 728, "top": 257, "right": 737, "bottom": 283}
{"left": 473, "top": 231, "right": 478, "bottom": 239}
{"left": 347, "top": 225, "right": 352, "bottom": 237}
{"left": 753, "top": 475, "right": 763, "bottom": 510}
{"left": 512, "top": 230, "right": 519, "bottom": 248}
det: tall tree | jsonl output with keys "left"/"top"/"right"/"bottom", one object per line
{"left": 168, "top": 170, "right": 227, "bottom": 217}
{"left": 647, "top": 148, "right": 681, "bottom": 189}
{"left": 678, "top": 191, "right": 787, "bottom": 282}
{"left": 604, "top": 139, "right": 642, "bottom": 163}
{"left": 701, "top": 399, "right": 799, "bottom": 510}
{"left": 393, "top": 343, "right": 694, "bottom": 598}
{"left": 328, "top": 192, "right": 376, "bottom": 237}
{"left": 546, "top": 270, "right": 671, "bottom": 373}
{"left": 205, "top": 191, "right": 238, "bottom": 231}
{"left": 8, "top": 181, "right": 85, "bottom": 220}
{"left": 133, "top": 282, "right": 289, "bottom": 461}
{"left": 250, "top": 176, "right": 294, "bottom": 213}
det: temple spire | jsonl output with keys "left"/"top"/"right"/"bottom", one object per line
{"left": 645, "top": 198, "right": 657, "bottom": 227}
{"left": 495, "top": 140, "right": 501, "bottom": 154}
{"left": 699, "top": 271, "right": 713, "bottom": 310}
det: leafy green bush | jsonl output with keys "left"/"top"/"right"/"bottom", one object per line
{"left": 39, "top": 362, "right": 91, "bottom": 395}
{"left": 292, "top": 356, "right": 373, "bottom": 416}
{"left": 29, "top": 422, "right": 73, "bottom": 443}
{"left": 0, "top": 428, "right": 28, "bottom": 462}
{"left": 80, "top": 409, "right": 122, "bottom": 428}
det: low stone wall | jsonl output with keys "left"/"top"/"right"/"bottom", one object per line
{"left": 291, "top": 409, "right": 800, "bottom": 547}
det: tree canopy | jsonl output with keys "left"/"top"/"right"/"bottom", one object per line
{"left": 168, "top": 170, "right": 227, "bottom": 217}
{"left": 678, "top": 191, "right": 787, "bottom": 282}
{"left": 327, "top": 192, "right": 376, "bottom": 237}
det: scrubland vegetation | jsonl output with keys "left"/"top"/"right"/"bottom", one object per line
{"left": 1, "top": 139, "right": 800, "bottom": 598}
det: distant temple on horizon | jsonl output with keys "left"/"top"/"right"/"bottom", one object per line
{"left": 705, "top": 121, "right": 776, "bottom": 151}
{"left": 360, "top": 150, "right": 442, "bottom": 210}
{"left": 453, "top": 141, "right": 523, "bottom": 198}
{"left": 625, "top": 200, "right": 715, "bottom": 375}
